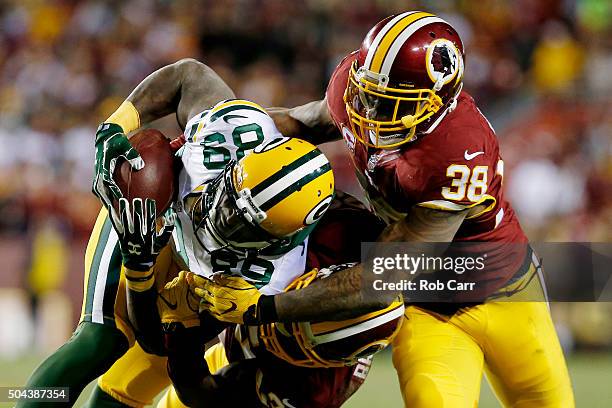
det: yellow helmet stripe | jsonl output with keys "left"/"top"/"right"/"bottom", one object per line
{"left": 366, "top": 11, "right": 435, "bottom": 74}
{"left": 310, "top": 303, "right": 405, "bottom": 345}
{"left": 364, "top": 11, "right": 418, "bottom": 71}
{"left": 380, "top": 16, "right": 445, "bottom": 76}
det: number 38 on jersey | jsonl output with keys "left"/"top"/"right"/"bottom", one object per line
{"left": 441, "top": 160, "right": 504, "bottom": 203}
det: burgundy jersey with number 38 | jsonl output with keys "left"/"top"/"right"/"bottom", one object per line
{"left": 326, "top": 52, "right": 528, "bottom": 299}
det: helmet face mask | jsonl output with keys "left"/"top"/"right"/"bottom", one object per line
{"left": 345, "top": 61, "right": 443, "bottom": 148}
{"left": 190, "top": 161, "right": 279, "bottom": 254}
{"left": 189, "top": 137, "right": 334, "bottom": 255}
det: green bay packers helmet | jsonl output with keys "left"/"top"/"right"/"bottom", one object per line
{"left": 191, "top": 137, "right": 334, "bottom": 252}
{"left": 260, "top": 265, "right": 405, "bottom": 368}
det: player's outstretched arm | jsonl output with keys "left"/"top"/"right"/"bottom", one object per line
{"left": 126, "top": 58, "right": 235, "bottom": 129}
{"left": 194, "top": 206, "right": 470, "bottom": 324}
{"left": 269, "top": 206, "right": 470, "bottom": 322}
{"left": 268, "top": 97, "right": 341, "bottom": 145}
{"left": 94, "top": 58, "right": 235, "bottom": 209}
{"left": 115, "top": 198, "right": 175, "bottom": 354}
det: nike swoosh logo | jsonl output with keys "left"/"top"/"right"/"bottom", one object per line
{"left": 158, "top": 293, "right": 178, "bottom": 310}
{"left": 221, "top": 301, "right": 237, "bottom": 315}
{"left": 464, "top": 150, "right": 484, "bottom": 160}
{"left": 187, "top": 288, "right": 200, "bottom": 313}
{"left": 282, "top": 399, "right": 297, "bottom": 408}
{"left": 222, "top": 114, "right": 247, "bottom": 124}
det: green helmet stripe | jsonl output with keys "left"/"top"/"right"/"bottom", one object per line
{"left": 259, "top": 162, "right": 332, "bottom": 211}
{"left": 249, "top": 148, "right": 322, "bottom": 197}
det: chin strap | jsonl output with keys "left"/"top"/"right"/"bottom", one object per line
{"left": 422, "top": 83, "right": 462, "bottom": 135}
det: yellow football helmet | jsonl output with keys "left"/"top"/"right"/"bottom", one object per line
{"left": 191, "top": 137, "right": 334, "bottom": 252}
{"left": 260, "top": 265, "right": 405, "bottom": 368}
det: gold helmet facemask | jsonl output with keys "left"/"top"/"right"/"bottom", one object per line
{"left": 345, "top": 61, "right": 444, "bottom": 149}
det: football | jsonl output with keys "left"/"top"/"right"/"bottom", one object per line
{"left": 113, "top": 128, "right": 176, "bottom": 214}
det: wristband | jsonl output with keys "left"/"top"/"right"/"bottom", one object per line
{"left": 125, "top": 267, "right": 155, "bottom": 292}
{"left": 106, "top": 100, "right": 140, "bottom": 134}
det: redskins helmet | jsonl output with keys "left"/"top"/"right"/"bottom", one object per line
{"left": 345, "top": 11, "right": 465, "bottom": 148}
{"left": 260, "top": 265, "right": 404, "bottom": 368}
{"left": 191, "top": 137, "right": 334, "bottom": 252}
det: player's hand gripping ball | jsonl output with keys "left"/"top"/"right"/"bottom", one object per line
{"left": 93, "top": 123, "right": 144, "bottom": 213}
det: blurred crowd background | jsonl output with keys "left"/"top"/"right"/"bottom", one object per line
{"left": 0, "top": 0, "right": 610, "bottom": 356}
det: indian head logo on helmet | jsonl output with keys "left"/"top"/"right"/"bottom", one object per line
{"left": 427, "top": 38, "right": 463, "bottom": 87}
{"left": 345, "top": 11, "right": 465, "bottom": 148}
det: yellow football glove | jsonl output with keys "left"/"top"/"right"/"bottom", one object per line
{"left": 157, "top": 271, "right": 201, "bottom": 328}
{"left": 189, "top": 274, "right": 262, "bottom": 325}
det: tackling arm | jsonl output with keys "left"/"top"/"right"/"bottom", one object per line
{"left": 270, "top": 206, "right": 470, "bottom": 322}
{"left": 268, "top": 97, "right": 341, "bottom": 145}
{"left": 194, "top": 206, "right": 472, "bottom": 324}
{"left": 125, "top": 271, "right": 165, "bottom": 355}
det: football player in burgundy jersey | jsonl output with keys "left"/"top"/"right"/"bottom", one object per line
{"left": 152, "top": 192, "right": 401, "bottom": 408}
{"left": 198, "top": 11, "right": 575, "bottom": 408}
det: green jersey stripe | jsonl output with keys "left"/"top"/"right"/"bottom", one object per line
{"left": 187, "top": 124, "right": 198, "bottom": 142}
{"left": 173, "top": 216, "right": 190, "bottom": 267}
{"left": 208, "top": 104, "right": 267, "bottom": 123}
{"left": 259, "top": 162, "right": 332, "bottom": 211}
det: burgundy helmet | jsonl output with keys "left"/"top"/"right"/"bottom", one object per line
{"left": 259, "top": 265, "right": 404, "bottom": 368}
{"left": 345, "top": 11, "right": 465, "bottom": 148}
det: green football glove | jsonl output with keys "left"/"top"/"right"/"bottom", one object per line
{"left": 93, "top": 123, "right": 144, "bottom": 213}
{"left": 117, "top": 198, "right": 175, "bottom": 272}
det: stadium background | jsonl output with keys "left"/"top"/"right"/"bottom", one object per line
{"left": 0, "top": 0, "right": 610, "bottom": 406}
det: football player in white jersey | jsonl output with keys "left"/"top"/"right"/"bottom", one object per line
{"left": 112, "top": 191, "right": 404, "bottom": 408}
{"left": 173, "top": 103, "right": 333, "bottom": 293}
{"left": 18, "top": 59, "right": 333, "bottom": 408}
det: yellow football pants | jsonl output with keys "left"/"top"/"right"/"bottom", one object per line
{"left": 393, "top": 301, "right": 574, "bottom": 407}
{"left": 97, "top": 241, "right": 181, "bottom": 407}
{"left": 156, "top": 343, "right": 230, "bottom": 408}
{"left": 98, "top": 342, "right": 170, "bottom": 407}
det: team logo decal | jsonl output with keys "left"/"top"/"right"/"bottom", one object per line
{"left": 425, "top": 39, "right": 463, "bottom": 86}
{"left": 304, "top": 195, "right": 333, "bottom": 225}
